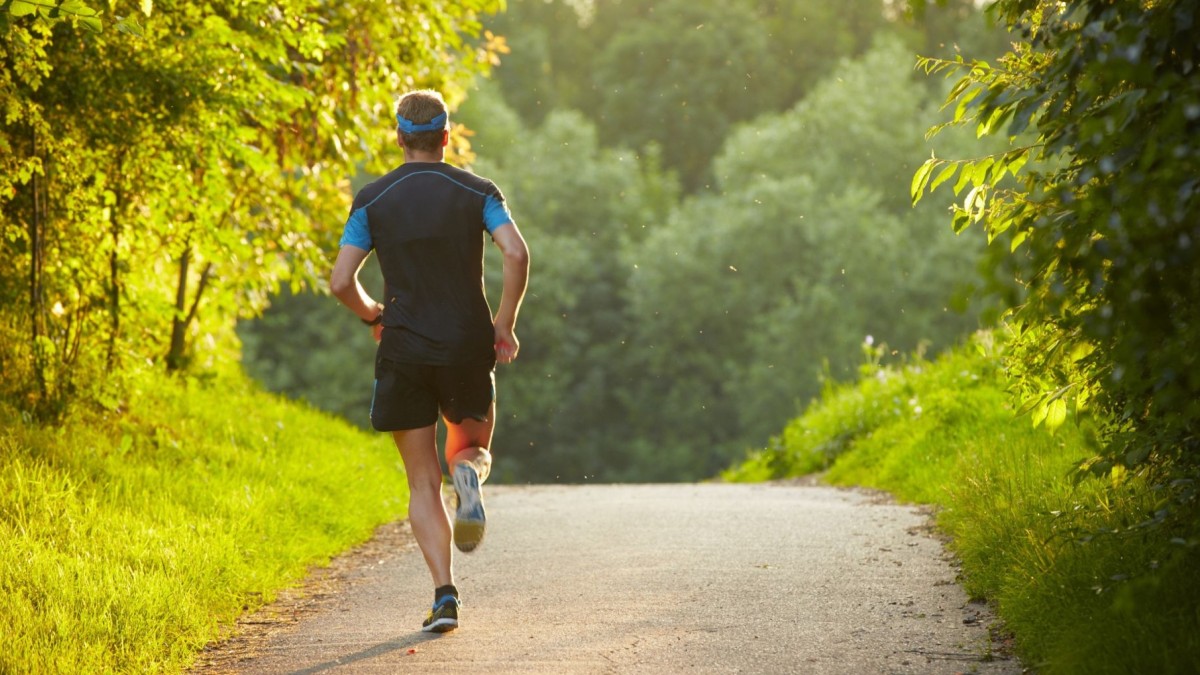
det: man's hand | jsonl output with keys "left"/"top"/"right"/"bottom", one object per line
{"left": 495, "top": 327, "right": 520, "bottom": 364}
{"left": 490, "top": 223, "right": 528, "bottom": 365}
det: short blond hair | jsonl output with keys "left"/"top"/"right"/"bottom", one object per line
{"left": 396, "top": 90, "right": 448, "bottom": 153}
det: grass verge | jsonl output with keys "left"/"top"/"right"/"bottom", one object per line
{"left": 726, "top": 333, "right": 1200, "bottom": 674}
{"left": 0, "top": 368, "right": 406, "bottom": 673}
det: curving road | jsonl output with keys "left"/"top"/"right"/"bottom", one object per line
{"left": 194, "top": 483, "right": 1022, "bottom": 674}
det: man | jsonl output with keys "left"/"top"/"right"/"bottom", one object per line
{"left": 330, "top": 89, "right": 529, "bottom": 633}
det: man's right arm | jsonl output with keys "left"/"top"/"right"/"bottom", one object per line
{"left": 491, "top": 223, "right": 529, "bottom": 364}
{"left": 330, "top": 245, "right": 384, "bottom": 336}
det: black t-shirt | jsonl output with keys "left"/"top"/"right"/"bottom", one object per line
{"left": 339, "top": 162, "right": 514, "bottom": 366}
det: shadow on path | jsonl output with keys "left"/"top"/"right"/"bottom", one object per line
{"left": 287, "top": 632, "right": 443, "bottom": 675}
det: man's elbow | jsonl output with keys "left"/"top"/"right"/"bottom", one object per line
{"left": 505, "top": 244, "right": 530, "bottom": 269}
{"left": 329, "top": 274, "right": 352, "bottom": 300}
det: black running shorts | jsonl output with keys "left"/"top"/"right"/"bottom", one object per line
{"left": 371, "top": 357, "right": 496, "bottom": 431}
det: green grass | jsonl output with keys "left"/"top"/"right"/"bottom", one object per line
{"left": 0, "top": 368, "right": 407, "bottom": 674}
{"left": 726, "top": 333, "right": 1200, "bottom": 674}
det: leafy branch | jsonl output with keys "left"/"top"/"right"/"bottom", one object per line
{"left": 2, "top": 0, "right": 148, "bottom": 34}
{"left": 912, "top": 0, "right": 1200, "bottom": 476}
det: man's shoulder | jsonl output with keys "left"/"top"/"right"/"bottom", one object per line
{"left": 352, "top": 163, "right": 503, "bottom": 208}
{"left": 353, "top": 165, "right": 409, "bottom": 207}
{"left": 432, "top": 163, "right": 502, "bottom": 194}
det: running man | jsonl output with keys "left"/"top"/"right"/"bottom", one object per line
{"left": 330, "top": 89, "right": 529, "bottom": 633}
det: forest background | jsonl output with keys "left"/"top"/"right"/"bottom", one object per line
{"left": 240, "top": 0, "right": 1009, "bottom": 483}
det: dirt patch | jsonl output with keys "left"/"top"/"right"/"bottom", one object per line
{"left": 188, "top": 520, "right": 416, "bottom": 674}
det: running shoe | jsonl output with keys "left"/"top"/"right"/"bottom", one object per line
{"left": 422, "top": 595, "right": 459, "bottom": 633}
{"left": 452, "top": 462, "right": 486, "bottom": 553}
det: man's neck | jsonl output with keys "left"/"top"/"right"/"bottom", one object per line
{"left": 404, "top": 149, "right": 444, "bottom": 164}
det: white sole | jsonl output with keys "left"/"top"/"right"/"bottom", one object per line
{"left": 452, "top": 464, "right": 486, "bottom": 552}
{"left": 422, "top": 617, "right": 458, "bottom": 633}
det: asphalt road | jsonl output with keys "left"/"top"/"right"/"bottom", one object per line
{"left": 194, "top": 483, "right": 1023, "bottom": 674}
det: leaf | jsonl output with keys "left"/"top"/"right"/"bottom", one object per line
{"left": 1031, "top": 399, "right": 1050, "bottom": 427}
{"left": 987, "top": 214, "right": 1012, "bottom": 244}
{"left": 1045, "top": 397, "right": 1068, "bottom": 431}
{"left": 930, "top": 163, "right": 959, "bottom": 193}
{"left": 953, "top": 159, "right": 977, "bottom": 194}
{"left": 971, "top": 156, "right": 995, "bottom": 187}
{"left": 977, "top": 106, "right": 1012, "bottom": 138}
{"left": 952, "top": 208, "right": 971, "bottom": 234}
{"left": 140, "top": 0, "right": 151, "bottom": 16}
{"left": 910, "top": 158, "right": 936, "bottom": 206}
{"left": 1008, "top": 97, "right": 1041, "bottom": 136}
{"left": 115, "top": 15, "right": 144, "bottom": 36}
{"left": 953, "top": 85, "right": 983, "bottom": 123}
{"left": 1016, "top": 394, "right": 1044, "bottom": 417}
{"left": 1010, "top": 228, "right": 1029, "bottom": 251}
{"left": 58, "top": 0, "right": 98, "bottom": 17}
{"left": 965, "top": 185, "right": 988, "bottom": 222}
{"left": 8, "top": 0, "right": 37, "bottom": 16}
{"left": 1007, "top": 152, "right": 1029, "bottom": 177}
{"left": 1124, "top": 444, "right": 1151, "bottom": 467}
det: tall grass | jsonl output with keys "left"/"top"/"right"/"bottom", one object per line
{"left": 726, "top": 333, "right": 1200, "bottom": 674}
{"left": 0, "top": 368, "right": 406, "bottom": 673}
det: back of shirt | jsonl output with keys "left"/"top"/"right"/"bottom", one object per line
{"left": 339, "top": 162, "right": 514, "bottom": 366}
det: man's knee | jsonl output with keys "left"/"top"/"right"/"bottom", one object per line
{"left": 407, "top": 469, "right": 444, "bottom": 494}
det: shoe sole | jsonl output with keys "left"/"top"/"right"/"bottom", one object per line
{"left": 422, "top": 617, "right": 458, "bottom": 633}
{"left": 452, "top": 464, "right": 486, "bottom": 553}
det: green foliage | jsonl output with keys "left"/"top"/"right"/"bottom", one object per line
{"left": 724, "top": 332, "right": 1006, "bottom": 482}
{"left": 726, "top": 333, "right": 1200, "bottom": 673}
{"left": 489, "top": 0, "right": 895, "bottom": 190}
{"left": 586, "top": 0, "right": 784, "bottom": 190}
{"left": 625, "top": 37, "right": 987, "bottom": 472}
{"left": 911, "top": 0, "right": 1200, "bottom": 476}
{"left": 0, "top": 367, "right": 405, "bottom": 673}
{"left": 0, "top": 0, "right": 506, "bottom": 419}
{"left": 0, "top": 0, "right": 113, "bottom": 34}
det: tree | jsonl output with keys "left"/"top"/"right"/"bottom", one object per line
{"left": 624, "top": 37, "right": 987, "bottom": 475}
{"left": 911, "top": 0, "right": 1200, "bottom": 475}
{"left": 489, "top": 0, "right": 888, "bottom": 191}
{"left": 0, "top": 0, "right": 506, "bottom": 418}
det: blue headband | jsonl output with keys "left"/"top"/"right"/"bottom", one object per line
{"left": 396, "top": 112, "right": 448, "bottom": 134}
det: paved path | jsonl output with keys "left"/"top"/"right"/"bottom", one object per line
{"left": 195, "top": 483, "right": 1021, "bottom": 674}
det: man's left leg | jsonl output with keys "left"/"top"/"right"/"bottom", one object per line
{"left": 445, "top": 404, "right": 495, "bottom": 552}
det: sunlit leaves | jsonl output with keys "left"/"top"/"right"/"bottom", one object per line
{"left": 2, "top": 0, "right": 102, "bottom": 32}
{"left": 913, "top": 0, "right": 1200, "bottom": 474}
{"left": 5, "top": 1, "right": 36, "bottom": 17}
{"left": 0, "top": 0, "right": 506, "bottom": 415}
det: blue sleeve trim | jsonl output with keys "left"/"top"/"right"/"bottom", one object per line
{"left": 483, "top": 195, "right": 514, "bottom": 234}
{"left": 339, "top": 208, "right": 372, "bottom": 250}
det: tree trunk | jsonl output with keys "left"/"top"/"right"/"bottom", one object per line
{"left": 166, "top": 244, "right": 190, "bottom": 371}
{"left": 166, "top": 241, "right": 214, "bottom": 372}
{"left": 29, "top": 129, "right": 47, "bottom": 399}
{"left": 106, "top": 188, "right": 122, "bottom": 369}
